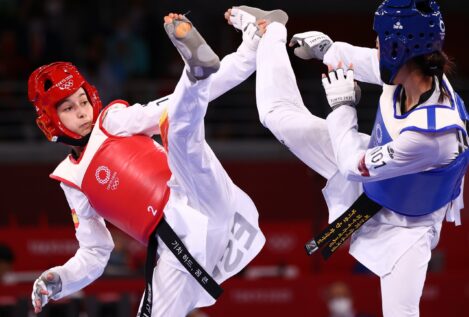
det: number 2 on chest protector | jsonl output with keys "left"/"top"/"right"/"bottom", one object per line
{"left": 147, "top": 205, "right": 158, "bottom": 216}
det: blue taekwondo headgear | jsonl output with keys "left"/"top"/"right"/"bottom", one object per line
{"left": 373, "top": 0, "right": 445, "bottom": 84}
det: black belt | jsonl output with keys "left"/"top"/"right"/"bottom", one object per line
{"left": 139, "top": 218, "right": 223, "bottom": 317}
{"left": 305, "top": 193, "right": 382, "bottom": 260}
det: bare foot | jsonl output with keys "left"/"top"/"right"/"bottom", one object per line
{"left": 164, "top": 13, "right": 192, "bottom": 38}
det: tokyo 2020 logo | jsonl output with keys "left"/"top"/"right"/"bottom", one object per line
{"left": 95, "top": 166, "right": 119, "bottom": 190}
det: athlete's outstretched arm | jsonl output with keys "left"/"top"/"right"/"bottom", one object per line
{"left": 322, "top": 66, "right": 453, "bottom": 182}
{"left": 51, "top": 185, "right": 113, "bottom": 296}
{"left": 324, "top": 42, "right": 382, "bottom": 85}
{"left": 289, "top": 31, "right": 382, "bottom": 85}
{"left": 327, "top": 105, "right": 444, "bottom": 182}
{"left": 32, "top": 184, "right": 114, "bottom": 313}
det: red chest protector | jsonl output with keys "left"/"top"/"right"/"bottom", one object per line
{"left": 82, "top": 135, "right": 171, "bottom": 244}
{"left": 51, "top": 102, "right": 172, "bottom": 245}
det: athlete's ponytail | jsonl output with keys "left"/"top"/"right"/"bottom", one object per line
{"left": 410, "top": 51, "right": 455, "bottom": 102}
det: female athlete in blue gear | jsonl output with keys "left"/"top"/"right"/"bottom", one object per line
{"left": 251, "top": 0, "right": 468, "bottom": 316}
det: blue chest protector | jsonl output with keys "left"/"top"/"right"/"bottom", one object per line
{"left": 363, "top": 89, "right": 469, "bottom": 216}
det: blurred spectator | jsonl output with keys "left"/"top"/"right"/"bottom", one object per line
{"left": 107, "top": 18, "right": 150, "bottom": 79}
{"left": 82, "top": 33, "right": 122, "bottom": 104}
{"left": 0, "top": 244, "right": 16, "bottom": 317}
{"left": 0, "top": 243, "right": 14, "bottom": 283}
{"left": 27, "top": 18, "right": 47, "bottom": 67}
{"left": 0, "top": 0, "right": 18, "bottom": 19}
{"left": 0, "top": 29, "right": 29, "bottom": 80}
{"left": 324, "top": 282, "right": 374, "bottom": 317}
{"left": 0, "top": 242, "right": 46, "bottom": 285}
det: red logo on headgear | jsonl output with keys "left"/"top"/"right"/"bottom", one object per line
{"left": 56, "top": 75, "right": 74, "bottom": 91}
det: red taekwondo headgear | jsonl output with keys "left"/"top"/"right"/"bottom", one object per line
{"left": 28, "top": 62, "right": 102, "bottom": 145}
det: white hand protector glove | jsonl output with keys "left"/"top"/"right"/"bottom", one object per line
{"left": 289, "top": 31, "right": 333, "bottom": 60}
{"left": 32, "top": 270, "right": 62, "bottom": 313}
{"left": 322, "top": 67, "right": 361, "bottom": 110}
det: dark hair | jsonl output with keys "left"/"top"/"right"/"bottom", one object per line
{"left": 409, "top": 51, "right": 455, "bottom": 102}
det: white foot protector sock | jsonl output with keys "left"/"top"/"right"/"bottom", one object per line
{"left": 164, "top": 16, "right": 220, "bottom": 81}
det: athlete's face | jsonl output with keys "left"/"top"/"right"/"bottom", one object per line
{"left": 56, "top": 87, "right": 94, "bottom": 136}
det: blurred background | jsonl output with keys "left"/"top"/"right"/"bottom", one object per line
{"left": 0, "top": 0, "right": 468, "bottom": 316}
